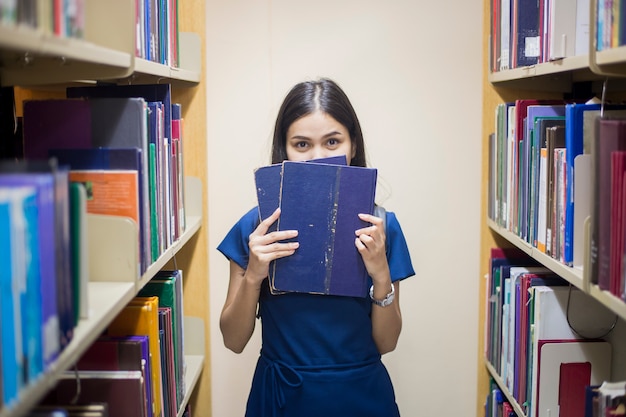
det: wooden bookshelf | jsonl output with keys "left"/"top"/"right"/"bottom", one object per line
{"left": 0, "top": 1, "right": 209, "bottom": 416}
{"left": 478, "top": 0, "right": 626, "bottom": 415}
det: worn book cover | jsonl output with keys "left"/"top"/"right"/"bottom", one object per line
{"left": 256, "top": 158, "right": 376, "bottom": 297}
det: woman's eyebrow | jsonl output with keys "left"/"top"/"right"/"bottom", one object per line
{"left": 322, "top": 130, "right": 343, "bottom": 138}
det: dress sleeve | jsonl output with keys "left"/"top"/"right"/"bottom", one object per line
{"left": 385, "top": 211, "right": 416, "bottom": 282}
{"left": 216, "top": 207, "right": 259, "bottom": 270}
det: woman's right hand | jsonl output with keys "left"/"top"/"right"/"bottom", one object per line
{"left": 246, "top": 208, "right": 299, "bottom": 285}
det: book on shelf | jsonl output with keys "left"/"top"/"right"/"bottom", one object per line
{"left": 611, "top": 151, "right": 626, "bottom": 298}
{"left": 536, "top": 340, "right": 610, "bottom": 417}
{"left": 564, "top": 103, "right": 608, "bottom": 266}
{"left": 0, "top": 160, "right": 73, "bottom": 373}
{"left": 553, "top": 147, "right": 567, "bottom": 262}
{"left": 76, "top": 335, "right": 153, "bottom": 417}
{"left": 42, "top": 370, "right": 146, "bottom": 417}
{"left": 138, "top": 270, "right": 186, "bottom": 410}
{"left": 528, "top": 285, "right": 616, "bottom": 417}
{"left": 523, "top": 105, "right": 565, "bottom": 244}
{"left": 255, "top": 157, "right": 377, "bottom": 297}
{"left": 535, "top": 118, "right": 566, "bottom": 253}
{"left": 512, "top": 0, "right": 541, "bottom": 68}
{"left": 158, "top": 307, "right": 176, "bottom": 417}
{"left": 23, "top": 97, "right": 154, "bottom": 275}
{"left": 171, "top": 103, "right": 185, "bottom": 240}
{"left": 574, "top": 0, "right": 591, "bottom": 56}
{"left": 68, "top": 169, "right": 141, "bottom": 274}
{"left": 593, "top": 381, "right": 626, "bottom": 417}
{"left": 66, "top": 84, "right": 181, "bottom": 258}
{"left": 545, "top": 125, "right": 565, "bottom": 258}
{"left": 499, "top": 0, "right": 510, "bottom": 71}
{"left": 66, "top": 84, "right": 172, "bottom": 148}
{"left": 531, "top": 116, "right": 566, "bottom": 249}
{"left": 547, "top": 0, "right": 577, "bottom": 60}
{"left": 508, "top": 268, "right": 561, "bottom": 403}
{"left": 107, "top": 296, "right": 164, "bottom": 417}
{"left": 0, "top": 186, "right": 34, "bottom": 406}
{"left": 491, "top": 102, "right": 515, "bottom": 227}
{"left": 485, "top": 247, "right": 530, "bottom": 374}
{"left": 69, "top": 182, "right": 89, "bottom": 321}
{"left": 49, "top": 146, "right": 149, "bottom": 274}
{"left": 590, "top": 117, "right": 626, "bottom": 292}
{"left": 511, "top": 100, "right": 563, "bottom": 236}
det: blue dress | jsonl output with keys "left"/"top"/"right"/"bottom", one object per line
{"left": 217, "top": 207, "right": 415, "bottom": 417}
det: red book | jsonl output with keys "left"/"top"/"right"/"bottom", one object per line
{"left": 610, "top": 152, "right": 626, "bottom": 296}
{"left": 591, "top": 118, "right": 626, "bottom": 290}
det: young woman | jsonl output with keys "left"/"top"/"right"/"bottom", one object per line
{"left": 217, "top": 78, "right": 415, "bottom": 417}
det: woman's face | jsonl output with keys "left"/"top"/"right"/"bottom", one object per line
{"left": 285, "top": 110, "right": 355, "bottom": 164}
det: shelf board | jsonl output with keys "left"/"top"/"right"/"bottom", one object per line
{"left": 0, "top": 282, "right": 137, "bottom": 417}
{"left": 589, "top": 286, "right": 626, "bottom": 322}
{"left": 488, "top": 55, "right": 598, "bottom": 90}
{"left": 484, "top": 359, "right": 527, "bottom": 417}
{"left": 596, "top": 45, "right": 626, "bottom": 67}
{"left": 487, "top": 219, "right": 626, "bottom": 322}
{"left": 0, "top": 25, "right": 133, "bottom": 86}
{"left": 0, "top": 28, "right": 200, "bottom": 87}
{"left": 487, "top": 219, "right": 584, "bottom": 288}
{"left": 0, "top": 25, "right": 130, "bottom": 67}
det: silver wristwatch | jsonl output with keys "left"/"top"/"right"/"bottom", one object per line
{"left": 369, "top": 284, "right": 395, "bottom": 307}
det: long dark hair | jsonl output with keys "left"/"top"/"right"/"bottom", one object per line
{"left": 271, "top": 78, "right": 367, "bottom": 167}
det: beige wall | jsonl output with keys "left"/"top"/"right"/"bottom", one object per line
{"left": 205, "top": 1, "right": 483, "bottom": 415}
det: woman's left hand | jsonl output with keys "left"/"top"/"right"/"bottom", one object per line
{"left": 355, "top": 213, "right": 388, "bottom": 280}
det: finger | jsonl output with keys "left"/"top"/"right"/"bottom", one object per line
{"left": 266, "top": 229, "right": 298, "bottom": 242}
{"left": 356, "top": 233, "right": 374, "bottom": 247}
{"left": 355, "top": 225, "right": 377, "bottom": 237}
{"left": 358, "top": 212, "right": 383, "bottom": 225}
{"left": 252, "top": 207, "right": 281, "bottom": 237}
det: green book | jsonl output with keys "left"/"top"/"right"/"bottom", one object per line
{"left": 138, "top": 270, "right": 185, "bottom": 408}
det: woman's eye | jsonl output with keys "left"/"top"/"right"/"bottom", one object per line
{"left": 326, "top": 138, "right": 339, "bottom": 147}
{"left": 295, "top": 141, "right": 308, "bottom": 149}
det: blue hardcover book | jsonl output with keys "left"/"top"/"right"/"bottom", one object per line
{"left": 563, "top": 103, "right": 601, "bottom": 265}
{"left": 254, "top": 163, "right": 282, "bottom": 233}
{"left": 0, "top": 167, "right": 62, "bottom": 372}
{"left": 0, "top": 161, "right": 73, "bottom": 353}
{"left": 0, "top": 185, "right": 42, "bottom": 385}
{"left": 254, "top": 155, "right": 348, "bottom": 231}
{"left": 564, "top": 103, "right": 626, "bottom": 265}
{"left": 514, "top": 0, "right": 540, "bottom": 67}
{"left": 18, "top": 187, "right": 42, "bottom": 384}
{"left": 270, "top": 159, "right": 376, "bottom": 297}
{"left": 0, "top": 189, "right": 25, "bottom": 406}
